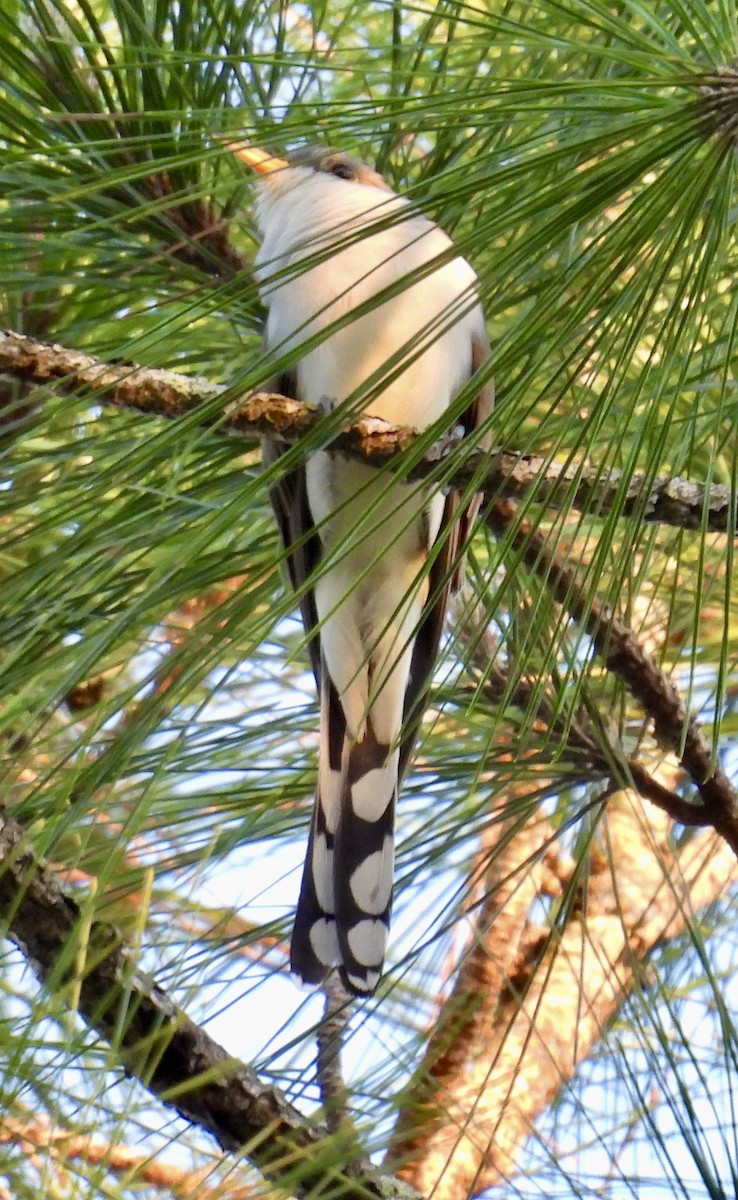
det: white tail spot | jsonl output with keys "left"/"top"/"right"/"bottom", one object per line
{"left": 312, "top": 834, "right": 335, "bottom": 913}
{"left": 319, "top": 766, "right": 344, "bottom": 835}
{"left": 351, "top": 767, "right": 394, "bottom": 822}
{"left": 309, "top": 918, "right": 340, "bottom": 967}
{"left": 347, "top": 919, "right": 387, "bottom": 967}
{"left": 346, "top": 970, "right": 381, "bottom": 993}
{"left": 349, "top": 838, "right": 394, "bottom": 914}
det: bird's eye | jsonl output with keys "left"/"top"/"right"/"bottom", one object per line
{"left": 330, "top": 162, "right": 355, "bottom": 181}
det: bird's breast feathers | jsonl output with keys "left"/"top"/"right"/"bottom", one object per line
{"left": 255, "top": 173, "right": 482, "bottom": 428}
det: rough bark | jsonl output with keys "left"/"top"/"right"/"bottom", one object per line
{"left": 1, "top": 328, "right": 734, "bottom": 535}
{"left": 0, "top": 810, "right": 419, "bottom": 1200}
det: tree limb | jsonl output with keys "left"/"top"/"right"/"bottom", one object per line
{"left": 1, "top": 329, "right": 733, "bottom": 535}
{"left": 0, "top": 810, "right": 420, "bottom": 1200}
{"left": 392, "top": 596, "right": 738, "bottom": 1195}
{"left": 6, "top": 326, "right": 735, "bottom": 843}
{"left": 485, "top": 501, "right": 738, "bottom": 855}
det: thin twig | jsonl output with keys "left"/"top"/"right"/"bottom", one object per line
{"left": 455, "top": 599, "right": 720, "bottom": 831}
{"left": 316, "top": 973, "right": 354, "bottom": 1134}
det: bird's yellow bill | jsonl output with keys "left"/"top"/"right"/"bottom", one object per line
{"left": 223, "top": 140, "right": 288, "bottom": 175}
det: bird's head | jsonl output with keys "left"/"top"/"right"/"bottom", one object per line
{"left": 223, "top": 141, "right": 394, "bottom": 230}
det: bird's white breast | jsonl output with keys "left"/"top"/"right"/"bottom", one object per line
{"left": 254, "top": 171, "right": 484, "bottom": 431}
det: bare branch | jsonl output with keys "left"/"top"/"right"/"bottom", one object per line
{"left": 390, "top": 805, "right": 552, "bottom": 1156}
{"left": 455, "top": 597, "right": 732, "bottom": 833}
{"left": 468, "top": 670, "right": 721, "bottom": 828}
{"left": 392, "top": 594, "right": 738, "bottom": 1195}
{"left": 1, "top": 329, "right": 734, "bottom": 535}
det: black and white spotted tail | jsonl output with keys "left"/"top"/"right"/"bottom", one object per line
{"left": 290, "top": 677, "right": 397, "bottom": 995}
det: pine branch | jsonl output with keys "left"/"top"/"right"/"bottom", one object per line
{"left": 486, "top": 501, "right": 738, "bottom": 854}
{"left": 457, "top": 629, "right": 724, "bottom": 831}
{"left": 0, "top": 1106, "right": 243, "bottom": 1198}
{"left": 1, "top": 329, "right": 733, "bottom": 535}
{"left": 0, "top": 810, "right": 420, "bottom": 1200}
{"left": 385, "top": 646, "right": 702, "bottom": 1193}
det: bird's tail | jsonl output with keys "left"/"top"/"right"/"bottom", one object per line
{"left": 334, "top": 725, "right": 397, "bottom": 994}
{"left": 290, "top": 681, "right": 398, "bottom": 996}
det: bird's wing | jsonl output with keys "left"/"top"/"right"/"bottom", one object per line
{"left": 261, "top": 370, "right": 323, "bottom": 688}
{"left": 398, "top": 328, "right": 494, "bottom": 782}
{"left": 262, "top": 369, "right": 350, "bottom": 985}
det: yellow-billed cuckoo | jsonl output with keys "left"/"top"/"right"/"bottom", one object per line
{"left": 229, "top": 142, "right": 493, "bottom": 995}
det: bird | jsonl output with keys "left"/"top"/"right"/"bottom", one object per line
{"left": 228, "top": 141, "right": 493, "bottom": 996}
